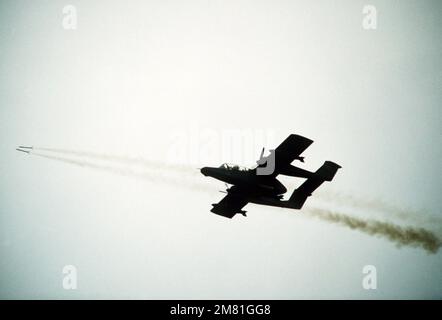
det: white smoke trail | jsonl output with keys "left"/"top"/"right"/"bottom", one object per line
{"left": 33, "top": 147, "right": 194, "bottom": 174}
{"left": 31, "top": 152, "right": 211, "bottom": 194}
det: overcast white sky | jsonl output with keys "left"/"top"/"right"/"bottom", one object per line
{"left": 0, "top": 0, "right": 441, "bottom": 298}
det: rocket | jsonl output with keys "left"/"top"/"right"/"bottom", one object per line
{"left": 16, "top": 146, "right": 33, "bottom": 154}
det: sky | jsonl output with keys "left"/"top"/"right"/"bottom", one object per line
{"left": 0, "top": 0, "right": 441, "bottom": 299}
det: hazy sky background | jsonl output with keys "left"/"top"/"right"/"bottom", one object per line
{"left": 1, "top": 0, "right": 441, "bottom": 298}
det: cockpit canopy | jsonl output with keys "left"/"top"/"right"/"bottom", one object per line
{"left": 219, "top": 163, "right": 249, "bottom": 171}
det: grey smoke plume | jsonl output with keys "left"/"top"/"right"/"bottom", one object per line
{"left": 316, "top": 190, "right": 442, "bottom": 227}
{"left": 306, "top": 207, "right": 441, "bottom": 254}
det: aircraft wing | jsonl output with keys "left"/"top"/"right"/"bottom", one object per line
{"left": 210, "top": 192, "right": 249, "bottom": 218}
{"left": 261, "top": 134, "right": 313, "bottom": 176}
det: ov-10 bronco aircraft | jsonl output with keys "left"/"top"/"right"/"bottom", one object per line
{"left": 200, "top": 134, "right": 341, "bottom": 218}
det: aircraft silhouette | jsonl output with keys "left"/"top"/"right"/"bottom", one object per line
{"left": 200, "top": 134, "right": 341, "bottom": 218}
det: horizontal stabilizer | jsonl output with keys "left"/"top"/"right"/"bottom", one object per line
{"left": 288, "top": 161, "right": 341, "bottom": 209}
{"left": 315, "top": 161, "right": 341, "bottom": 181}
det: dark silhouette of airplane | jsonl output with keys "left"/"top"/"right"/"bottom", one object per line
{"left": 200, "top": 134, "right": 341, "bottom": 218}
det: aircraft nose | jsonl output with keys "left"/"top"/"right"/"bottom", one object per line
{"left": 200, "top": 167, "right": 209, "bottom": 176}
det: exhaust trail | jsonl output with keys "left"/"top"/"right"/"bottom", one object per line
{"left": 33, "top": 147, "right": 194, "bottom": 174}
{"left": 28, "top": 148, "right": 442, "bottom": 254}
{"left": 33, "top": 147, "right": 441, "bottom": 225}
{"left": 31, "top": 152, "right": 211, "bottom": 193}
{"left": 33, "top": 147, "right": 440, "bottom": 227}
{"left": 306, "top": 207, "right": 441, "bottom": 254}
{"left": 316, "top": 190, "right": 442, "bottom": 227}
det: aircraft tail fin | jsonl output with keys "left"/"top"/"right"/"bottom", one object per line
{"left": 288, "top": 161, "right": 341, "bottom": 209}
{"left": 314, "top": 161, "right": 341, "bottom": 182}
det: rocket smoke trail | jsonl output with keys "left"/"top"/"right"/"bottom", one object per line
{"left": 28, "top": 148, "right": 441, "bottom": 254}
{"left": 31, "top": 152, "right": 211, "bottom": 193}
{"left": 34, "top": 147, "right": 441, "bottom": 226}
{"left": 306, "top": 208, "right": 441, "bottom": 254}
{"left": 33, "top": 147, "right": 193, "bottom": 173}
